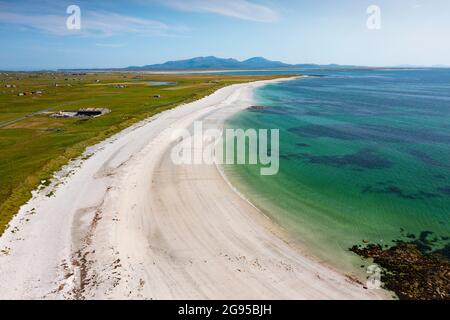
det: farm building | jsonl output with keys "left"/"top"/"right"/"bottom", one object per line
{"left": 17, "top": 91, "right": 43, "bottom": 96}
{"left": 51, "top": 108, "right": 111, "bottom": 118}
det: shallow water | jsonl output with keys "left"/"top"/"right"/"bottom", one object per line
{"left": 224, "top": 69, "right": 450, "bottom": 273}
{"left": 147, "top": 81, "right": 177, "bottom": 86}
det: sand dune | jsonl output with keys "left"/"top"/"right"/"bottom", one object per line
{"left": 0, "top": 78, "right": 384, "bottom": 300}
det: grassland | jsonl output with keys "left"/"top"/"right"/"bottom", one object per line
{"left": 0, "top": 72, "right": 286, "bottom": 235}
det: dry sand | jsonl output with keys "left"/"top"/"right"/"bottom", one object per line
{"left": 0, "top": 78, "right": 384, "bottom": 299}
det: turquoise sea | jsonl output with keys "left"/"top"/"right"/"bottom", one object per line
{"left": 224, "top": 69, "right": 450, "bottom": 274}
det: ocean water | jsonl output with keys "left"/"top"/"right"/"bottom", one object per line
{"left": 224, "top": 69, "right": 450, "bottom": 274}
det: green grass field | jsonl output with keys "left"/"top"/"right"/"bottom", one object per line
{"left": 0, "top": 72, "right": 285, "bottom": 235}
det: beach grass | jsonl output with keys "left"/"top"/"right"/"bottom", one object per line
{"left": 0, "top": 72, "right": 285, "bottom": 235}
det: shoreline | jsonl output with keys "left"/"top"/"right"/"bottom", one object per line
{"left": 0, "top": 78, "right": 384, "bottom": 299}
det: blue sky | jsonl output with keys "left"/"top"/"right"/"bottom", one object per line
{"left": 1, "top": 0, "right": 450, "bottom": 70}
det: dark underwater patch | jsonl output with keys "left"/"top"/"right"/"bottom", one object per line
{"left": 300, "top": 149, "right": 392, "bottom": 170}
{"left": 361, "top": 124, "right": 450, "bottom": 143}
{"left": 295, "top": 143, "right": 310, "bottom": 147}
{"left": 398, "top": 230, "right": 450, "bottom": 257}
{"left": 438, "top": 186, "right": 450, "bottom": 196}
{"left": 288, "top": 124, "right": 450, "bottom": 144}
{"left": 408, "top": 149, "right": 450, "bottom": 168}
{"left": 288, "top": 125, "right": 358, "bottom": 140}
{"left": 362, "top": 184, "right": 441, "bottom": 200}
{"left": 303, "top": 111, "right": 328, "bottom": 116}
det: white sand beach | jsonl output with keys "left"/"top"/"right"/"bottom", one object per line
{"left": 0, "top": 78, "right": 384, "bottom": 300}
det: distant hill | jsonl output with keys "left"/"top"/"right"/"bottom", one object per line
{"left": 395, "top": 65, "right": 450, "bottom": 69}
{"left": 126, "top": 56, "right": 292, "bottom": 71}
{"left": 53, "top": 57, "right": 450, "bottom": 72}
{"left": 124, "top": 56, "right": 357, "bottom": 71}
{"left": 239, "top": 57, "right": 291, "bottom": 69}
{"left": 127, "top": 56, "right": 240, "bottom": 70}
{"left": 58, "top": 56, "right": 382, "bottom": 72}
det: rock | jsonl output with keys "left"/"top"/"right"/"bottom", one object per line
{"left": 350, "top": 233, "right": 450, "bottom": 300}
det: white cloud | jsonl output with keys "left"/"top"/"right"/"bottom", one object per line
{"left": 83, "top": 12, "right": 177, "bottom": 37}
{"left": 0, "top": 9, "right": 184, "bottom": 37}
{"left": 0, "top": 11, "right": 66, "bottom": 35}
{"left": 162, "top": 0, "right": 279, "bottom": 22}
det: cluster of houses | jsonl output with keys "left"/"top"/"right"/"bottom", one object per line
{"left": 4, "top": 83, "right": 46, "bottom": 97}
{"left": 64, "top": 77, "right": 82, "bottom": 81}
{"left": 54, "top": 83, "right": 73, "bottom": 87}
{"left": 51, "top": 108, "right": 111, "bottom": 119}
{"left": 17, "top": 90, "right": 43, "bottom": 96}
{"left": 50, "top": 72, "right": 86, "bottom": 80}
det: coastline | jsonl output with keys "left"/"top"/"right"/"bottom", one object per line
{"left": 0, "top": 78, "right": 384, "bottom": 300}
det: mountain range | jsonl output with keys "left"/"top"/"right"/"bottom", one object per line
{"left": 59, "top": 57, "right": 450, "bottom": 72}
{"left": 125, "top": 56, "right": 356, "bottom": 71}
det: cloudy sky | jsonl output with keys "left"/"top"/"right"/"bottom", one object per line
{"left": 1, "top": 0, "right": 449, "bottom": 69}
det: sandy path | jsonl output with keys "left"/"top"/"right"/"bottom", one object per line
{"left": 0, "top": 79, "right": 384, "bottom": 300}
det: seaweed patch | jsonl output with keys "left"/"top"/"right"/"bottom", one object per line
{"left": 438, "top": 186, "right": 450, "bottom": 196}
{"left": 350, "top": 230, "right": 450, "bottom": 300}
{"left": 301, "top": 149, "right": 392, "bottom": 169}
{"left": 408, "top": 149, "right": 450, "bottom": 168}
{"left": 362, "top": 184, "right": 441, "bottom": 200}
{"left": 288, "top": 124, "right": 450, "bottom": 144}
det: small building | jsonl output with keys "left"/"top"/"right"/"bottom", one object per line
{"left": 51, "top": 111, "right": 78, "bottom": 118}
{"left": 18, "top": 92, "right": 25, "bottom": 96}
{"left": 51, "top": 108, "right": 111, "bottom": 119}
{"left": 153, "top": 94, "right": 161, "bottom": 98}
